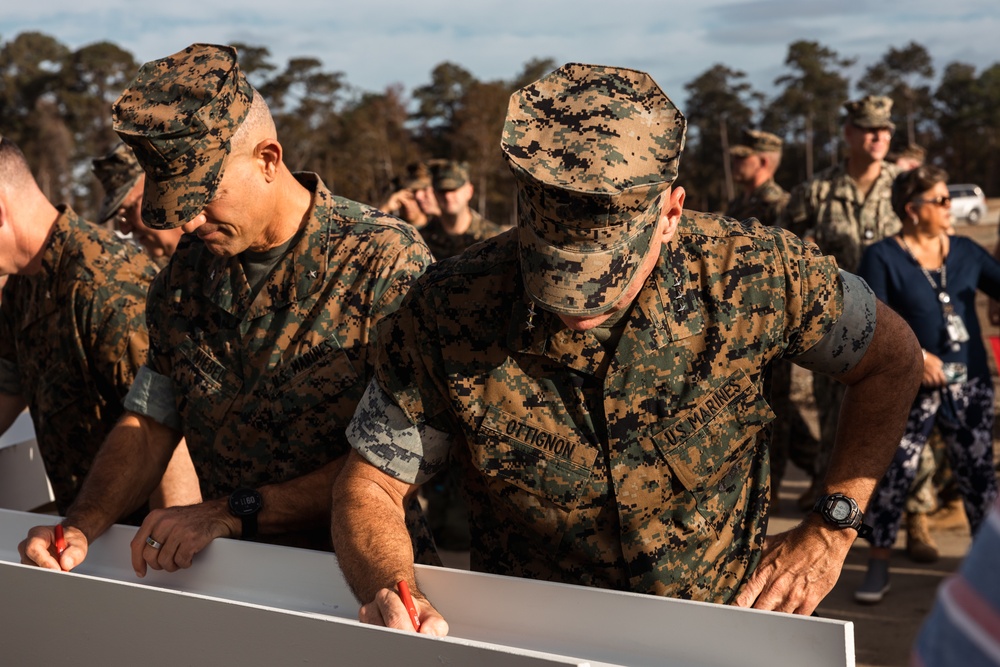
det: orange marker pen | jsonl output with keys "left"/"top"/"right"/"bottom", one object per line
{"left": 396, "top": 579, "right": 421, "bottom": 631}
{"left": 54, "top": 524, "right": 67, "bottom": 555}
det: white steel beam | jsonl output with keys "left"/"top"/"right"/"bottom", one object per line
{"left": 0, "top": 508, "right": 854, "bottom": 667}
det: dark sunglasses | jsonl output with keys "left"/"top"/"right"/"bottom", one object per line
{"left": 912, "top": 196, "right": 951, "bottom": 208}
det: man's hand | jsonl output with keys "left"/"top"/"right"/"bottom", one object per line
{"left": 733, "top": 518, "right": 855, "bottom": 615}
{"left": 18, "top": 524, "right": 89, "bottom": 572}
{"left": 359, "top": 585, "right": 449, "bottom": 636}
{"left": 130, "top": 499, "right": 237, "bottom": 577}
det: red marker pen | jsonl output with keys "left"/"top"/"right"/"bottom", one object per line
{"left": 54, "top": 524, "right": 67, "bottom": 555}
{"left": 396, "top": 579, "right": 421, "bottom": 631}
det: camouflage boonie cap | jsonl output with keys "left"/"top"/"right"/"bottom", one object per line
{"left": 112, "top": 43, "right": 254, "bottom": 230}
{"left": 844, "top": 95, "right": 895, "bottom": 131}
{"left": 502, "top": 63, "right": 687, "bottom": 316}
{"left": 92, "top": 143, "right": 143, "bottom": 224}
{"left": 429, "top": 160, "right": 469, "bottom": 190}
{"left": 730, "top": 128, "right": 783, "bottom": 157}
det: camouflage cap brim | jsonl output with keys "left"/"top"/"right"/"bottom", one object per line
{"left": 518, "top": 191, "right": 661, "bottom": 316}
{"left": 729, "top": 145, "right": 754, "bottom": 158}
{"left": 97, "top": 174, "right": 141, "bottom": 224}
{"left": 138, "top": 149, "right": 229, "bottom": 230}
{"left": 851, "top": 118, "right": 896, "bottom": 132}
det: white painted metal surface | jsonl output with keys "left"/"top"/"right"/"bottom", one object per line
{"left": 0, "top": 411, "right": 54, "bottom": 510}
{"left": 0, "top": 508, "right": 854, "bottom": 667}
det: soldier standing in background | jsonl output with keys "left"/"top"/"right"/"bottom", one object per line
{"left": 784, "top": 95, "right": 901, "bottom": 512}
{"left": 419, "top": 160, "right": 507, "bottom": 260}
{"left": 727, "top": 129, "right": 818, "bottom": 509}
{"left": 378, "top": 161, "right": 440, "bottom": 230}
{"left": 726, "top": 129, "right": 788, "bottom": 225}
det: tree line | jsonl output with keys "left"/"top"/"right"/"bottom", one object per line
{"left": 2, "top": 32, "right": 999, "bottom": 224}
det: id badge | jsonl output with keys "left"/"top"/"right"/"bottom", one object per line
{"left": 946, "top": 313, "right": 970, "bottom": 344}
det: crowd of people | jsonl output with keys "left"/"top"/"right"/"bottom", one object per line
{"left": 2, "top": 42, "right": 999, "bottom": 665}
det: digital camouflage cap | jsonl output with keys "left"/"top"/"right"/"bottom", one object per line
{"left": 112, "top": 43, "right": 254, "bottom": 230}
{"left": 398, "top": 162, "right": 432, "bottom": 191}
{"left": 429, "top": 160, "right": 470, "bottom": 190}
{"left": 844, "top": 95, "right": 895, "bottom": 131}
{"left": 92, "top": 143, "right": 143, "bottom": 224}
{"left": 729, "top": 128, "right": 783, "bottom": 158}
{"left": 502, "top": 63, "right": 687, "bottom": 316}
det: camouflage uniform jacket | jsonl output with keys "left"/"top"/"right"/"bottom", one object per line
{"left": 419, "top": 209, "right": 508, "bottom": 261}
{"left": 725, "top": 179, "right": 789, "bottom": 227}
{"left": 368, "top": 212, "right": 843, "bottom": 603}
{"left": 783, "top": 161, "right": 901, "bottom": 272}
{"left": 0, "top": 207, "right": 157, "bottom": 513}
{"left": 141, "top": 173, "right": 432, "bottom": 545}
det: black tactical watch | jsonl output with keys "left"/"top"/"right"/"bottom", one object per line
{"left": 813, "top": 492, "right": 872, "bottom": 539}
{"left": 228, "top": 487, "right": 263, "bottom": 541}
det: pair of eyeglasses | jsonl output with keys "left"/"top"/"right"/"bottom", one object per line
{"left": 913, "top": 196, "right": 952, "bottom": 208}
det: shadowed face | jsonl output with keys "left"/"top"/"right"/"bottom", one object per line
{"left": 845, "top": 124, "right": 892, "bottom": 163}
{"left": 434, "top": 181, "right": 473, "bottom": 216}
{"left": 178, "top": 148, "right": 273, "bottom": 257}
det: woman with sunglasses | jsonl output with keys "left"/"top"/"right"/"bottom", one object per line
{"left": 854, "top": 165, "right": 1000, "bottom": 603}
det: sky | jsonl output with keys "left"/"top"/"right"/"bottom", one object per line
{"left": 3, "top": 1, "right": 999, "bottom": 110}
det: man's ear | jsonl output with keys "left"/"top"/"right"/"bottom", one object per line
{"left": 255, "top": 138, "right": 282, "bottom": 182}
{"left": 659, "top": 186, "right": 685, "bottom": 243}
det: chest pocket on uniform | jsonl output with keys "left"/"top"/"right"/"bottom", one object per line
{"left": 645, "top": 370, "right": 772, "bottom": 534}
{"left": 473, "top": 405, "right": 598, "bottom": 512}
{"left": 173, "top": 336, "right": 243, "bottom": 427}
{"left": 254, "top": 335, "right": 360, "bottom": 427}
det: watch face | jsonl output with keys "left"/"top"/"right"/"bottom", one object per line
{"left": 830, "top": 498, "right": 852, "bottom": 522}
{"left": 229, "top": 488, "right": 262, "bottom": 516}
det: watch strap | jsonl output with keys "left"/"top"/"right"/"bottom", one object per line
{"left": 241, "top": 511, "right": 258, "bottom": 541}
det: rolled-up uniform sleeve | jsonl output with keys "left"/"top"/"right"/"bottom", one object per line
{"left": 790, "top": 270, "right": 876, "bottom": 376}
{"left": 348, "top": 276, "right": 456, "bottom": 485}
{"left": 347, "top": 379, "right": 452, "bottom": 485}
{"left": 123, "top": 365, "right": 182, "bottom": 433}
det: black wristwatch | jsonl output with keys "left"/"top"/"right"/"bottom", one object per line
{"left": 228, "top": 487, "right": 263, "bottom": 541}
{"left": 813, "top": 492, "right": 873, "bottom": 539}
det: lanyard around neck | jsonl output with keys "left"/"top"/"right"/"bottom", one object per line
{"left": 898, "top": 233, "right": 953, "bottom": 312}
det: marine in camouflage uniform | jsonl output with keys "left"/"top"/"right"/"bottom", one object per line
{"left": 16, "top": 44, "right": 435, "bottom": 574}
{"left": 419, "top": 160, "right": 507, "bottom": 261}
{"left": 92, "top": 143, "right": 184, "bottom": 268}
{"left": 331, "top": 64, "right": 923, "bottom": 632}
{"left": 784, "top": 95, "right": 901, "bottom": 509}
{"left": 726, "top": 129, "right": 817, "bottom": 506}
{"left": 726, "top": 129, "right": 790, "bottom": 226}
{"left": 0, "top": 172, "right": 156, "bottom": 516}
